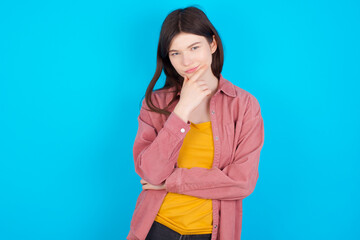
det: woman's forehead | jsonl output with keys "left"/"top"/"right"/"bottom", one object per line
{"left": 169, "top": 33, "right": 205, "bottom": 49}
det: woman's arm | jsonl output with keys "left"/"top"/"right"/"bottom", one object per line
{"left": 164, "top": 94, "right": 265, "bottom": 200}
{"left": 134, "top": 66, "right": 214, "bottom": 186}
{"left": 133, "top": 97, "right": 191, "bottom": 185}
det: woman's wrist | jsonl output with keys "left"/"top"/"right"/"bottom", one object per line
{"left": 173, "top": 105, "right": 190, "bottom": 123}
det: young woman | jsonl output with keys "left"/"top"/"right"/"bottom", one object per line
{"left": 127, "top": 6, "right": 265, "bottom": 240}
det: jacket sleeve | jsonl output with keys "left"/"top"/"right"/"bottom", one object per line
{"left": 133, "top": 98, "right": 191, "bottom": 185}
{"left": 165, "top": 95, "right": 265, "bottom": 200}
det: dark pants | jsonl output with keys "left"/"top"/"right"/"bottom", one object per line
{"left": 145, "top": 221, "right": 212, "bottom": 240}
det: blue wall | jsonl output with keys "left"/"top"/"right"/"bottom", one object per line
{"left": 1, "top": 0, "right": 359, "bottom": 239}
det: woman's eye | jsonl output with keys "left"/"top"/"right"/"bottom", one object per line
{"left": 191, "top": 46, "right": 199, "bottom": 50}
{"left": 171, "top": 52, "right": 179, "bottom": 56}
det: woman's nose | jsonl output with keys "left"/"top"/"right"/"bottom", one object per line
{"left": 181, "top": 52, "right": 193, "bottom": 66}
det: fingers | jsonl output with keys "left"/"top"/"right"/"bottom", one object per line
{"left": 187, "top": 64, "right": 209, "bottom": 82}
{"left": 182, "top": 75, "right": 189, "bottom": 87}
{"left": 143, "top": 184, "right": 157, "bottom": 190}
{"left": 140, "top": 179, "right": 165, "bottom": 190}
{"left": 142, "top": 183, "right": 165, "bottom": 190}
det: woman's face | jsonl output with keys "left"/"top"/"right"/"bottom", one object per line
{"left": 168, "top": 32, "right": 217, "bottom": 79}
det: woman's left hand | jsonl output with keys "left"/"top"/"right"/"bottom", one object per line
{"left": 140, "top": 179, "right": 166, "bottom": 190}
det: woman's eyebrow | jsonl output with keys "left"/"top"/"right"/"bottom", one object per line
{"left": 169, "top": 41, "right": 201, "bottom": 52}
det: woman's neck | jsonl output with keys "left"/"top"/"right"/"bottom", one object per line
{"left": 204, "top": 72, "right": 219, "bottom": 97}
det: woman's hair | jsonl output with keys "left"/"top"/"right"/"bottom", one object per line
{"left": 142, "top": 6, "right": 224, "bottom": 116}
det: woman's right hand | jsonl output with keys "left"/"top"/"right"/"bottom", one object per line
{"left": 173, "top": 64, "right": 212, "bottom": 122}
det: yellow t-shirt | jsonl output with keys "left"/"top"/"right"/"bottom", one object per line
{"left": 154, "top": 121, "right": 214, "bottom": 235}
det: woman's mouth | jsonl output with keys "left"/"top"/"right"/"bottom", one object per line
{"left": 185, "top": 66, "right": 199, "bottom": 74}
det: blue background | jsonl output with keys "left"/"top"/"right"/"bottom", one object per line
{"left": 1, "top": 0, "right": 359, "bottom": 239}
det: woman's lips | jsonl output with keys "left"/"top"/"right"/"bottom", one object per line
{"left": 185, "top": 66, "right": 198, "bottom": 74}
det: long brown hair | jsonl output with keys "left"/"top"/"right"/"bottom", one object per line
{"left": 142, "top": 6, "right": 224, "bottom": 116}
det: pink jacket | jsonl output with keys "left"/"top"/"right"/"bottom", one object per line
{"left": 127, "top": 74, "right": 265, "bottom": 240}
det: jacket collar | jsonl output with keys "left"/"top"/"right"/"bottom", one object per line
{"left": 217, "top": 74, "right": 237, "bottom": 97}
{"left": 176, "top": 74, "right": 237, "bottom": 98}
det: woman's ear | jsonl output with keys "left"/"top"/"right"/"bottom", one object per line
{"left": 210, "top": 35, "right": 217, "bottom": 54}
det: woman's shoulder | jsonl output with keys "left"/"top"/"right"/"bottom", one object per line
{"left": 234, "top": 85, "right": 259, "bottom": 103}
{"left": 141, "top": 86, "right": 177, "bottom": 110}
{"left": 221, "top": 75, "right": 260, "bottom": 104}
{"left": 152, "top": 86, "right": 176, "bottom": 96}
{"left": 235, "top": 88, "right": 262, "bottom": 115}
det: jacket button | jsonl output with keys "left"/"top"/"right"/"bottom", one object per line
{"left": 215, "top": 136, "right": 218, "bottom": 140}
{"left": 211, "top": 110, "right": 215, "bottom": 114}
{"left": 214, "top": 224, "right": 217, "bottom": 228}
{"left": 180, "top": 128, "right": 185, "bottom": 133}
